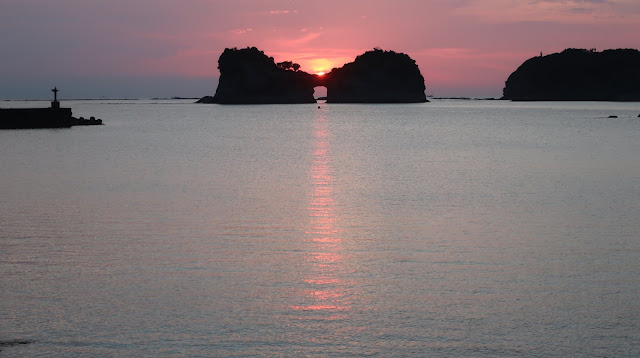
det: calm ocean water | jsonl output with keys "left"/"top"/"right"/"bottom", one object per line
{"left": 1, "top": 99, "right": 639, "bottom": 357}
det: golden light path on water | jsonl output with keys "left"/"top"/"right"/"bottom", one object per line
{"left": 290, "top": 107, "right": 353, "bottom": 319}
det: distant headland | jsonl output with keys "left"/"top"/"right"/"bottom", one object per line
{"left": 198, "top": 47, "right": 427, "bottom": 104}
{"left": 502, "top": 48, "right": 640, "bottom": 101}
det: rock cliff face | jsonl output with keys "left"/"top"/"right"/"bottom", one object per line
{"left": 199, "top": 47, "right": 428, "bottom": 104}
{"left": 198, "top": 47, "right": 316, "bottom": 104}
{"left": 324, "top": 49, "right": 427, "bottom": 103}
{"left": 502, "top": 48, "right": 640, "bottom": 101}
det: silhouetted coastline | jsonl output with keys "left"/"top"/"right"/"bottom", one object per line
{"left": 502, "top": 48, "right": 640, "bottom": 101}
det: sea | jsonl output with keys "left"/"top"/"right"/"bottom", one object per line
{"left": 1, "top": 99, "right": 639, "bottom": 357}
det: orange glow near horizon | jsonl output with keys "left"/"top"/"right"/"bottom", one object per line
{"left": 6, "top": 0, "right": 640, "bottom": 100}
{"left": 307, "top": 58, "right": 335, "bottom": 75}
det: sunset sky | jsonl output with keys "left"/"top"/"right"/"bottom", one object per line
{"left": 1, "top": 0, "right": 639, "bottom": 99}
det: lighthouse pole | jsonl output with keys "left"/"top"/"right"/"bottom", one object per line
{"left": 51, "top": 87, "right": 60, "bottom": 109}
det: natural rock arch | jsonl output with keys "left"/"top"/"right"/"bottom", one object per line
{"left": 198, "top": 47, "right": 428, "bottom": 104}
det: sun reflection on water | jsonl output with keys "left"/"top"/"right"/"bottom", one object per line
{"left": 290, "top": 109, "right": 354, "bottom": 318}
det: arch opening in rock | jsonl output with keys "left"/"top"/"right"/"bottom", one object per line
{"left": 313, "top": 86, "right": 327, "bottom": 102}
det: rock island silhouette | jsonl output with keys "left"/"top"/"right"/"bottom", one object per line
{"left": 198, "top": 47, "right": 428, "bottom": 104}
{"left": 502, "top": 48, "right": 640, "bottom": 101}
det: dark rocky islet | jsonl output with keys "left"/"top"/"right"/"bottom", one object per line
{"left": 502, "top": 48, "right": 640, "bottom": 101}
{"left": 323, "top": 48, "right": 427, "bottom": 103}
{"left": 197, "top": 47, "right": 317, "bottom": 104}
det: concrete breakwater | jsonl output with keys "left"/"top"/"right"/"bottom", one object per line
{"left": 1, "top": 88, "right": 103, "bottom": 129}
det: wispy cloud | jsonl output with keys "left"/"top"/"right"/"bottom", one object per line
{"left": 268, "top": 10, "right": 299, "bottom": 15}
{"left": 417, "top": 48, "right": 474, "bottom": 59}
{"left": 277, "top": 32, "right": 323, "bottom": 47}
{"left": 231, "top": 28, "right": 253, "bottom": 35}
{"left": 456, "top": 0, "right": 638, "bottom": 23}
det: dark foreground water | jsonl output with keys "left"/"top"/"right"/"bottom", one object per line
{"left": 1, "top": 99, "right": 639, "bottom": 357}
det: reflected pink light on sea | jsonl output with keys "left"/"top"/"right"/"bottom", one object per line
{"left": 310, "top": 252, "right": 342, "bottom": 263}
{"left": 290, "top": 305, "right": 349, "bottom": 312}
{"left": 304, "top": 277, "right": 341, "bottom": 285}
{"left": 306, "top": 290, "right": 344, "bottom": 300}
{"left": 289, "top": 109, "right": 354, "bottom": 317}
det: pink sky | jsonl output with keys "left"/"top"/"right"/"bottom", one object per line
{"left": 1, "top": 0, "right": 639, "bottom": 98}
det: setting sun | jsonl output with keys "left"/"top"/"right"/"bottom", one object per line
{"left": 309, "top": 58, "right": 334, "bottom": 75}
